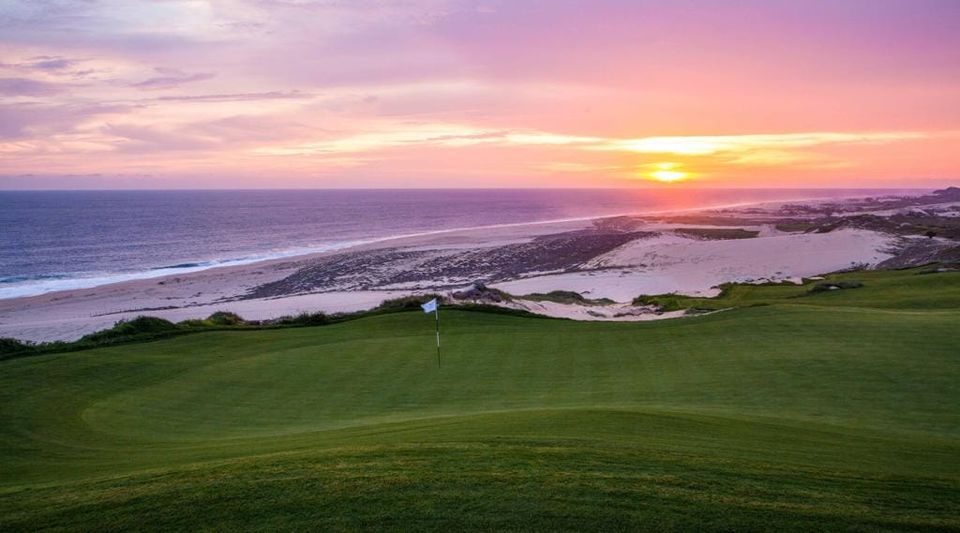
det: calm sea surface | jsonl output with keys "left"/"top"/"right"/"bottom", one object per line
{"left": 0, "top": 188, "right": 920, "bottom": 298}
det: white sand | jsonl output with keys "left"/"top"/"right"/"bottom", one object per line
{"left": 493, "top": 229, "right": 895, "bottom": 300}
{"left": 0, "top": 202, "right": 902, "bottom": 342}
{"left": 0, "top": 291, "right": 406, "bottom": 343}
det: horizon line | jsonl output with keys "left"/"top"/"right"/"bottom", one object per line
{"left": 0, "top": 185, "right": 946, "bottom": 193}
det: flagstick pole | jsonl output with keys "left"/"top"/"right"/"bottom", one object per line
{"left": 435, "top": 306, "right": 441, "bottom": 368}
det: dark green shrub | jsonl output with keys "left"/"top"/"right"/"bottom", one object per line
{"left": 523, "top": 290, "right": 587, "bottom": 304}
{"left": 206, "top": 311, "right": 246, "bottom": 326}
{"left": 376, "top": 294, "right": 444, "bottom": 311}
{"left": 808, "top": 280, "right": 864, "bottom": 293}
{"left": 632, "top": 295, "right": 660, "bottom": 306}
{"left": 275, "top": 312, "right": 330, "bottom": 326}
{"left": 675, "top": 228, "right": 760, "bottom": 240}
{"left": 80, "top": 316, "right": 179, "bottom": 343}
{"left": 0, "top": 337, "right": 34, "bottom": 356}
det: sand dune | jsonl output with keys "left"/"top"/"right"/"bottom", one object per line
{"left": 494, "top": 229, "right": 894, "bottom": 300}
{"left": 3, "top": 192, "right": 959, "bottom": 342}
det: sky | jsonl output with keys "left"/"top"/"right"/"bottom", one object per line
{"left": 0, "top": 0, "right": 958, "bottom": 189}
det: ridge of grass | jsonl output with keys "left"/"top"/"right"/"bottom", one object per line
{"left": 5, "top": 266, "right": 955, "bottom": 361}
{"left": 0, "top": 295, "right": 545, "bottom": 361}
{"left": 632, "top": 265, "right": 960, "bottom": 312}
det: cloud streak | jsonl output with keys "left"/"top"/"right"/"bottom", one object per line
{"left": 132, "top": 68, "right": 216, "bottom": 90}
{"left": 259, "top": 127, "right": 933, "bottom": 157}
{"left": 597, "top": 132, "right": 930, "bottom": 156}
{"left": 0, "top": 77, "right": 69, "bottom": 96}
{"left": 0, "top": 0, "right": 956, "bottom": 187}
{"left": 156, "top": 91, "right": 312, "bottom": 102}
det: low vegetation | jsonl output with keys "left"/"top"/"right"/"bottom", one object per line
{"left": 374, "top": 293, "right": 446, "bottom": 311}
{"left": 774, "top": 221, "right": 817, "bottom": 233}
{"left": 808, "top": 280, "right": 864, "bottom": 293}
{"left": 0, "top": 293, "right": 546, "bottom": 361}
{"left": 675, "top": 227, "right": 760, "bottom": 240}
{"left": 811, "top": 212, "right": 960, "bottom": 239}
{"left": 79, "top": 315, "right": 181, "bottom": 343}
{"left": 521, "top": 290, "right": 614, "bottom": 305}
{"left": 272, "top": 311, "right": 332, "bottom": 327}
{"left": 0, "top": 337, "right": 32, "bottom": 357}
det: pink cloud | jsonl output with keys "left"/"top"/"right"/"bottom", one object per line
{"left": 0, "top": 0, "right": 956, "bottom": 188}
{"left": 131, "top": 68, "right": 216, "bottom": 90}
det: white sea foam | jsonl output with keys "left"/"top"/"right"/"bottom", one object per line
{"left": 0, "top": 241, "right": 370, "bottom": 299}
{"left": 0, "top": 190, "right": 920, "bottom": 300}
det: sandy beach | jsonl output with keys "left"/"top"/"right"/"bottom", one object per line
{"left": 3, "top": 189, "right": 959, "bottom": 342}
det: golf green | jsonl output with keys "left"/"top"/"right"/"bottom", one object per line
{"left": 2, "top": 271, "right": 958, "bottom": 530}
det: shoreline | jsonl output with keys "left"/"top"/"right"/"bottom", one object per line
{"left": 0, "top": 189, "right": 916, "bottom": 301}
{"left": 1, "top": 188, "right": 957, "bottom": 342}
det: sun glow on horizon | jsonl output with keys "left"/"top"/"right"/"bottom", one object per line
{"left": 646, "top": 162, "right": 690, "bottom": 183}
{"left": 650, "top": 170, "right": 688, "bottom": 183}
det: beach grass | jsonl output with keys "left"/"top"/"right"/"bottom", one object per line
{"left": 521, "top": 289, "right": 615, "bottom": 305}
{"left": 1, "top": 269, "right": 958, "bottom": 530}
{"left": 674, "top": 227, "right": 761, "bottom": 239}
{"left": 774, "top": 221, "right": 817, "bottom": 233}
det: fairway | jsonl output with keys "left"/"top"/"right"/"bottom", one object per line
{"left": 2, "top": 273, "right": 959, "bottom": 530}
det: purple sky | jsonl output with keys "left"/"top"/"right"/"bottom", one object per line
{"left": 1, "top": 0, "right": 958, "bottom": 188}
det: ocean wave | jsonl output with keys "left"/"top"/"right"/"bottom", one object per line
{"left": 0, "top": 213, "right": 633, "bottom": 300}
{"left": 0, "top": 240, "right": 372, "bottom": 300}
{"left": 150, "top": 262, "right": 206, "bottom": 270}
{"left": 0, "top": 273, "right": 70, "bottom": 285}
{"left": 0, "top": 189, "right": 917, "bottom": 301}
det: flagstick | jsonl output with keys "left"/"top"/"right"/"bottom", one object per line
{"left": 435, "top": 306, "right": 441, "bottom": 368}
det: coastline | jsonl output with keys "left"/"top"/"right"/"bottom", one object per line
{"left": 0, "top": 189, "right": 914, "bottom": 301}
{"left": 2, "top": 188, "right": 958, "bottom": 342}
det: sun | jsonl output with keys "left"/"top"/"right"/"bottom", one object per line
{"left": 649, "top": 170, "right": 689, "bottom": 183}
{"left": 645, "top": 162, "right": 690, "bottom": 183}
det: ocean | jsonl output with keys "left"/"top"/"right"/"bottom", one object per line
{"left": 0, "top": 188, "right": 919, "bottom": 299}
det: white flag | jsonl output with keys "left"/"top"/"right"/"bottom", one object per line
{"left": 421, "top": 298, "right": 438, "bottom": 313}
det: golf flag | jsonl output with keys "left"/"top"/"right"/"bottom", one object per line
{"left": 422, "top": 298, "right": 440, "bottom": 368}
{"left": 421, "top": 298, "right": 438, "bottom": 313}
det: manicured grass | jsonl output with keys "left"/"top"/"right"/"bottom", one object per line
{"left": 1, "top": 270, "right": 959, "bottom": 530}
{"left": 635, "top": 267, "right": 960, "bottom": 311}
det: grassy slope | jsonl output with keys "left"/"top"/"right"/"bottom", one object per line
{"left": 1, "top": 270, "right": 959, "bottom": 531}
{"left": 636, "top": 268, "right": 960, "bottom": 311}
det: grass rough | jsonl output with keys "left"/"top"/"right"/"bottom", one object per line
{"left": 1, "top": 267, "right": 958, "bottom": 530}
